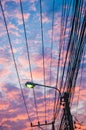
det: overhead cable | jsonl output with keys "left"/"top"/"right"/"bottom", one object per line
{"left": 39, "top": 0, "right": 46, "bottom": 123}
{"left": 0, "top": 0, "right": 32, "bottom": 124}
{"left": 19, "top": 0, "right": 39, "bottom": 122}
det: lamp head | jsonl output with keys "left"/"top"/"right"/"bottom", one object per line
{"left": 25, "top": 82, "right": 35, "bottom": 88}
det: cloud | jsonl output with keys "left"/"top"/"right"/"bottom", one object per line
{"left": 42, "top": 13, "right": 50, "bottom": 23}
{"left": 16, "top": 13, "right": 30, "bottom": 21}
{"left": 0, "top": 56, "right": 11, "bottom": 82}
{"left": 8, "top": 23, "right": 18, "bottom": 30}
{"left": 30, "top": 3, "right": 37, "bottom": 11}
{"left": 0, "top": 102, "right": 9, "bottom": 110}
{"left": 29, "top": 0, "right": 38, "bottom": 3}
{"left": 2, "top": 84, "right": 19, "bottom": 101}
{"left": 0, "top": 83, "right": 60, "bottom": 129}
{"left": 0, "top": 84, "right": 31, "bottom": 129}
{"left": 15, "top": 0, "right": 38, "bottom": 3}
{"left": 0, "top": 0, "right": 86, "bottom": 129}
{"left": 1, "top": 1, "right": 30, "bottom": 25}
{"left": 4, "top": 1, "right": 17, "bottom": 12}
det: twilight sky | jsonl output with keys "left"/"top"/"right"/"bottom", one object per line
{"left": 0, "top": 0, "right": 86, "bottom": 130}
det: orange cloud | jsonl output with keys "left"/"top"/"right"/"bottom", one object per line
{"left": 8, "top": 23, "right": 18, "bottom": 30}
{"left": 0, "top": 102, "right": 9, "bottom": 110}
{"left": 0, "top": 57, "right": 11, "bottom": 81}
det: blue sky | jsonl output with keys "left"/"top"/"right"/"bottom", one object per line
{"left": 0, "top": 0, "right": 86, "bottom": 130}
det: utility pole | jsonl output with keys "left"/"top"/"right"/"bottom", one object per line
{"left": 59, "top": 92, "right": 74, "bottom": 130}
{"left": 52, "top": 121, "right": 55, "bottom": 130}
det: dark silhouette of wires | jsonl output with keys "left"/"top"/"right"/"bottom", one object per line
{"left": 54, "top": 0, "right": 86, "bottom": 123}
{"left": 49, "top": 0, "right": 55, "bottom": 87}
{"left": 59, "top": 0, "right": 78, "bottom": 92}
{"left": 53, "top": 0, "right": 72, "bottom": 120}
{"left": 69, "top": 12, "right": 86, "bottom": 106}
{"left": 0, "top": 0, "right": 32, "bottom": 124}
{"left": 64, "top": 0, "right": 83, "bottom": 93}
{"left": 59, "top": 0, "right": 73, "bottom": 92}
{"left": 47, "top": 0, "right": 56, "bottom": 122}
{"left": 53, "top": 0, "right": 65, "bottom": 121}
{"left": 20, "top": 0, "right": 33, "bottom": 81}
{"left": 19, "top": 0, "right": 39, "bottom": 122}
{"left": 59, "top": 0, "right": 86, "bottom": 128}
{"left": 76, "top": 51, "right": 85, "bottom": 117}
{"left": 39, "top": 0, "right": 46, "bottom": 123}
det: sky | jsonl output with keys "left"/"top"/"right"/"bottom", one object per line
{"left": 0, "top": 0, "right": 86, "bottom": 130}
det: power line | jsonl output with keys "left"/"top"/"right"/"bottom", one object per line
{"left": 59, "top": 0, "right": 78, "bottom": 92}
{"left": 54, "top": 0, "right": 65, "bottom": 121}
{"left": 56, "top": 0, "right": 86, "bottom": 108}
{"left": 64, "top": 0, "right": 83, "bottom": 93}
{"left": 54, "top": 0, "right": 71, "bottom": 120}
{"left": 50, "top": 0, "right": 55, "bottom": 87}
{"left": 19, "top": 0, "right": 39, "bottom": 122}
{"left": 60, "top": 0, "right": 73, "bottom": 92}
{"left": 76, "top": 51, "right": 85, "bottom": 117}
{"left": 0, "top": 0, "right": 32, "bottom": 124}
{"left": 48, "top": 0, "right": 55, "bottom": 122}
{"left": 19, "top": 0, "right": 33, "bottom": 81}
{"left": 63, "top": 0, "right": 81, "bottom": 93}
{"left": 67, "top": 7, "right": 86, "bottom": 104}
{"left": 39, "top": 0, "right": 46, "bottom": 123}
{"left": 54, "top": 0, "right": 86, "bottom": 122}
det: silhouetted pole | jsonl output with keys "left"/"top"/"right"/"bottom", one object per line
{"left": 52, "top": 122, "right": 55, "bottom": 130}
{"left": 59, "top": 92, "right": 74, "bottom": 130}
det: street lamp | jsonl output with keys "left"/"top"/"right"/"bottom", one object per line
{"left": 25, "top": 82, "right": 74, "bottom": 130}
{"left": 25, "top": 81, "right": 61, "bottom": 95}
{"left": 25, "top": 81, "right": 61, "bottom": 130}
{"left": 25, "top": 82, "right": 35, "bottom": 88}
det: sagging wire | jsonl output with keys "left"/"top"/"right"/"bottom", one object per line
{"left": 19, "top": 0, "right": 39, "bottom": 124}
{"left": 39, "top": 0, "right": 46, "bottom": 123}
{"left": 0, "top": 0, "right": 32, "bottom": 126}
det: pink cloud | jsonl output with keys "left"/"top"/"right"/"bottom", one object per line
{"left": 9, "top": 30, "right": 20, "bottom": 37}
{"left": 18, "top": 55, "right": 30, "bottom": 68}
{"left": 32, "top": 67, "right": 44, "bottom": 80}
{"left": 30, "top": 3, "right": 36, "bottom": 11}
{"left": 18, "top": 54, "right": 52, "bottom": 81}
{"left": 0, "top": 1, "right": 85, "bottom": 129}
{"left": 0, "top": 31, "right": 7, "bottom": 37}
{"left": 48, "top": 15, "right": 70, "bottom": 42}
{"left": 0, "top": 101, "right": 9, "bottom": 110}
{"left": 15, "top": 12, "right": 30, "bottom": 25}
{"left": 42, "top": 13, "right": 50, "bottom": 23}
{"left": 0, "top": 58, "right": 11, "bottom": 79}
{"left": 8, "top": 114, "right": 28, "bottom": 122}
{"left": 0, "top": 22, "right": 7, "bottom": 37}
{"left": 8, "top": 23, "right": 18, "bottom": 30}
{"left": 29, "top": 0, "right": 38, "bottom": 3}
{"left": 1, "top": 81, "right": 85, "bottom": 130}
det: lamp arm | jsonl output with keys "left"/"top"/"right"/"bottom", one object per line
{"left": 34, "top": 83, "right": 61, "bottom": 95}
